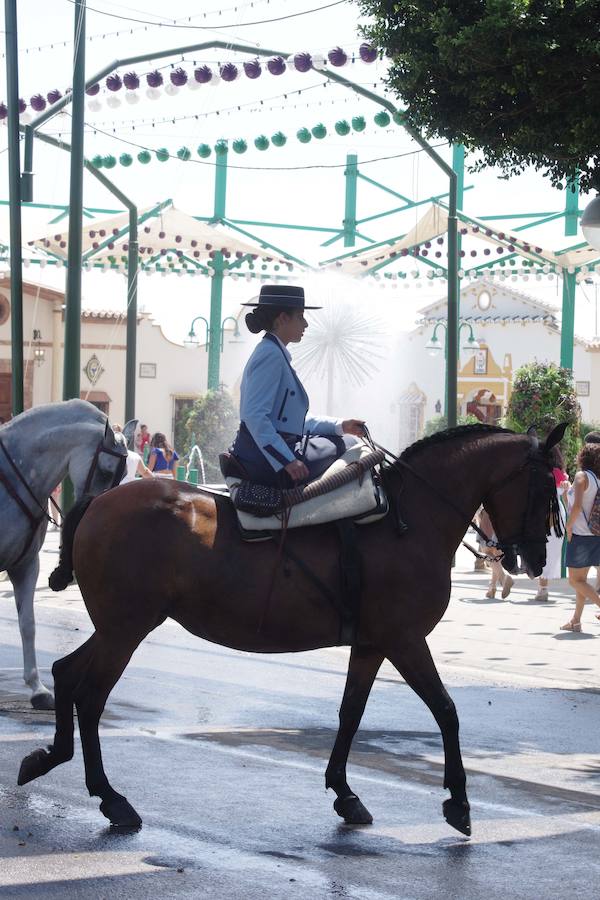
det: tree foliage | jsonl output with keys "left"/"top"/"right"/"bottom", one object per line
{"left": 505, "top": 361, "right": 580, "bottom": 472}
{"left": 185, "top": 388, "right": 238, "bottom": 481}
{"left": 423, "top": 412, "right": 480, "bottom": 436}
{"left": 360, "top": 0, "right": 600, "bottom": 191}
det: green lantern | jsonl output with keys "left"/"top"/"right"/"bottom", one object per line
{"left": 335, "top": 119, "right": 350, "bottom": 136}
{"left": 232, "top": 138, "right": 247, "bottom": 154}
{"left": 374, "top": 110, "right": 390, "bottom": 127}
{"left": 137, "top": 149, "right": 151, "bottom": 164}
{"left": 155, "top": 147, "right": 170, "bottom": 162}
{"left": 119, "top": 153, "right": 133, "bottom": 167}
{"left": 177, "top": 146, "right": 191, "bottom": 161}
{"left": 296, "top": 127, "right": 312, "bottom": 144}
{"left": 271, "top": 131, "right": 287, "bottom": 147}
{"left": 311, "top": 123, "right": 327, "bottom": 139}
{"left": 392, "top": 110, "right": 405, "bottom": 126}
{"left": 197, "top": 143, "right": 212, "bottom": 158}
{"left": 215, "top": 139, "right": 228, "bottom": 156}
{"left": 103, "top": 154, "right": 117, "bottom": 169}
{"left": 254, "top": 135, "right": 269, "bottom": 151}
{"left": 351, "top": 116, "right": 366, "bottom": 132}
{"left": 91, "top": 154, "right": 104, "bottom": 168}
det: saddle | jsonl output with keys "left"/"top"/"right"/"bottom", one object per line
{"left": 220, "top": 442, "right": 388, "bottom": 538}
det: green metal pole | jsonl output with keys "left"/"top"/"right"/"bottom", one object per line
{"left": 446, "top": 145, "right": 465, "bottom": 423}
{"left": 560, "top": 177, "right": 579, "bottom": 369}
{"left": 343, "top": 154, "right": 358, "bottom": 248}
{"left": 63, "top": 0, "right": 86, "bottom": 402}
{"left": 125, "top": 209, "right": 138, "bottom": 421}
{"left": 4, "top": 0, "right": 24, "bottom": 415}
{"left": 207, "top": 148, "right": 228, "bottom": 390}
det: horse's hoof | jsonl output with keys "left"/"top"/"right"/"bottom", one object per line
{"left": 100, "top": 796, "right": 142, "bottom": 830}
{"left": 443, "top": 798, "right": 471, "bottom": 836}
{"left": 18, "top": 748, "right": 53, "bottom": 786}
{"left": 334, "top": 794, "right": 373, "bottom": 825}
{"left": 31, "top": 691, "right": 55, "bottom": 711}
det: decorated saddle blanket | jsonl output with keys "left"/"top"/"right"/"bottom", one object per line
{"left": 225, "top": 442, "right": 388, "bottom": 532}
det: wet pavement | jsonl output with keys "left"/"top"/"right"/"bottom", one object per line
{"left": 1, "top": 532, "right": 600, "bottom": 898}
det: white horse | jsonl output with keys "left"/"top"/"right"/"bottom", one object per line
{"left": 0, "top": 400, "right": 128, "bottom": 708}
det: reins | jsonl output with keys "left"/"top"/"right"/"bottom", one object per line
{"left": 0, "top": 437, "right": 62, "bottom": 527}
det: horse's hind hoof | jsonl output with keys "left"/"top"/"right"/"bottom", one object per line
{"left": 18, "top": 748, "right": 53, "bottom": 786}
{"left": 31, "top": 691, "right": 55, "bottom": 711}
{"left": 100, "top": 795, "right": 142, "bottom": 830}
{"left": 334, "top": 794, "right": 373, "bottom": 825}
{"left": 443, "top": 798, "right": 471, "bottom": 836}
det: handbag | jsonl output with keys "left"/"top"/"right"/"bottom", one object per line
{"left": 234, "top": 480, "right": 284, "bottom": 517}
{"left": 584, "top": 471, "right": 600, "bottom": 535}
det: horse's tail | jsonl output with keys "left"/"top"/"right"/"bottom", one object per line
{"left": 48, "top": 496, "right": 95, "bottom": 592}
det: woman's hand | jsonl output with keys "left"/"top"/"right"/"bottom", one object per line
{"left": 284, "top": 459, "right": 310, "bottom": 482}
{"left": 341, "top": 419, "right": 366, "bottom": 437}
{"left": 566, "top": 524, "right": 573, "bottom": 543}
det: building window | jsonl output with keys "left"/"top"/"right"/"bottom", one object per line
{"left": 398, "top": 383, "right": 426, "bottom": 448}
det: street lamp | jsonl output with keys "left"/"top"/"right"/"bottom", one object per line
{"left": 184, "top": 315, "right": 209, "bottom": 350}
{"left": 220, "top": 316, "right": 241, "bottom": 351}
{"left": 425, "top": 320, "right": 480, "bottom": 358}
{"left": 581, "top": 195, "right": 600, "bottom": 250}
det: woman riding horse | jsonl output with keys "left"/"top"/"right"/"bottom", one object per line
{"left": 229, "top": 284, "right": 365, "bottom": 486}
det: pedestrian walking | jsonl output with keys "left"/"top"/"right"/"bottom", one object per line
{"left": 147, "top": 432, "right": 179, "bottom": 477}
{"left": 534, "top": 446, "right": 569, "bottom": 600}
{"left": 561, "top": 442, "right": 600, "bottom": 631}
{"left": 476, "top": 507, "right": 513, "bottom": 600}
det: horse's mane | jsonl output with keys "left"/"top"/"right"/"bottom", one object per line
{"left": 400, "top": 423, "right": 514, "bottom": 461}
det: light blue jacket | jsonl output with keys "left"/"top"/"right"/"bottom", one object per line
{"left": 239, "top": 333, "right": 340, "bottom": 471}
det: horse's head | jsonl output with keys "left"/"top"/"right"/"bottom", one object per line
{"left": 68, "top": 415, "right": 128, "bottom": 500}
{"left": 484, "top": 423, "right": 568, "bottom": 577}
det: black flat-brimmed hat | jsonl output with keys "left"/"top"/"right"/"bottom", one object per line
{"left": 241, "top": 284, "right": 321, "bottom": 309}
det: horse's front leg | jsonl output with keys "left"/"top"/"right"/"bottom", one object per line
{"left": 387, "top": 638, "right": 470, "bottom": 836}
{"left": 325, "top": 645, "right": 384, "bottom": 824}
{"left": 8, "top": 554, "right": 54, "bottom": 710}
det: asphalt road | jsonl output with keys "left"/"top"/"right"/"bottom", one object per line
{"left": 1, "top": 533, "right": 600, "bottom": 899}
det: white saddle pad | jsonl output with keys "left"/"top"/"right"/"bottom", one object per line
{"left": 226, "top": 442, "right": 387, "bottom": 531}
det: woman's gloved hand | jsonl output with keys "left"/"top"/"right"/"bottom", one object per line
{"left": 342, "top": 419, "right": 366, "bottom": 437}
{"left": 285, "top": 459, "right": 310, "bottom": 482}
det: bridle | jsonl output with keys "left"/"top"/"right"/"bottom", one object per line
{"left": 83, "top": 438, "right": 127, "bottom": 495}
{"left": 363, "top": 428, "right": 558, "bottom": 563}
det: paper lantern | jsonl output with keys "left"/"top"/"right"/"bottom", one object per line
{"left": 155, "top": 148, "right": 170, "bottom": 162}
{"left": 243, "top": 59, "right": 261, "bottom": 79}
{"left": 164, "top": 83, "right": 179, "bottom": 97}
{"left": 311, "top": 53, "right": 326, "bottom": 70}
{"left": 334, "top": 119, "right": 350, "bottom": 136}
{"left": 271, "top": 131, "right": 287, "bottom": 147}
{"left": 328, "top": 47, "right": 347, "bottom": 67}
{"left": 106, "top": 95, "right": 121, "bottom": 109}
{"left": 170, "top": 67, "right": 188, "bottom": 86}
{"left": 374, "top": 110, "right": 390, "bottom": 127}
{"left": 146, "top": 70, "right": 163, "bottom": 88}
{"left": 267, "top": 56, "right": 286, "bottom": 75}
{"left": 106, "top": 74, "right": 122, "bottom": 92}
{"left": 359, "top": 43, "right": 378, "bottom": 63}
{"left": 296, "top": 127, "right": 311, "bottom": 143}
{"left": 102, "top": 155, "right": 117, "bottom": 169}
{"left": 123, "top": 72, "right": 139, "bottom": 91}
{"left": 311, "top": 123, "right": 327, "bottom": 139}
{"left": 188, "top": 78, "right": 201, "bottom": 91}
{"left": 119, "top": 153, "right": 133, "bottom": 166}
{"left": 254, "top": 135, "right": 269, "bottom": 151}
{"left": 125, "top": 92, "right": 140, "bottom": 105}
{"left": 47, "top": 89, "right": 62, "bottom": 105}
{"left": 146, "top": 88, "right": 160, "bottom": 101}
{"left": 194, "top": 65, "right": 212, "bottom": 84}
{"left": 293, "top": 52, "right": 311, "bottom": 72}
{"left": 197, "top": 143, "right": 212, "bottom": 158}
{"left": 351, "top": 115, "right": 366, "bottom": 132}
{"left": 220, "top": 63, "right": 238, "bottom": 82}
{"left": 137, "top": 150, "right": 151, "bottom": 164}
{"left": 177, "top": 146, "right": 191, "bottom": 161}
{"left": 91, "top": 155, "right": 103, "bottom": 168}
{"left": 392, "top": 110, "right": 405, "bottom": 126}
{"left": 215, "top": 139, "right": 228, "bottom": 155}
{"left": 30, "top": 94, "right": 46, "bottom": 112}
{"left": 232, "top": 138, "right": 247, "bottom": 154}
{"left": 85, "top": 83, "right": 100, "bottom": 96}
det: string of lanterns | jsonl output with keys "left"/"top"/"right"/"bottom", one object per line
{"left": 88, "top": 110, "right": 400, "bottom": 167}
{"left": 0, "top": 45, "right": 380, "bottom": 120}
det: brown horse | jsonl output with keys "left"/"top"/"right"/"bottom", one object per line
{"left": 18, "top": 423, "right": 565, "bottom": 836}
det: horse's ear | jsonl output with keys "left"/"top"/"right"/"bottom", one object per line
{"left": 527, "top": 425, "right": 538, "bottom": 437}
{"left": 545, "top": 422, "right": 569, "bottom": 451}
{"left": 103, "top": 419, "right": 116, "bottom": 446}
{"left": 122, "top": 418, "right": 138, "bottom": 450}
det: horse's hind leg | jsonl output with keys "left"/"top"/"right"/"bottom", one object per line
{"left": 9, "top": 555, "right": 54, "bottom": 710}
{"left": 325, "top": 646, "right": 383, "bottom": 825}
{"left": 387, "top": 639, "right": 471, "bottom": 836}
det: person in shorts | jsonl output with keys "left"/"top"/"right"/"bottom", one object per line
{"left": 561, "top": 442, "right": 600, "bottom": 631}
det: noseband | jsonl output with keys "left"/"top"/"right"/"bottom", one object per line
{"left": 83, "top": 439, "right": 127, "bottom": 495}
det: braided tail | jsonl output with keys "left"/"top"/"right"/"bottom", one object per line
{"left": 48, "top": 496, "right": 95, "bottom": 592}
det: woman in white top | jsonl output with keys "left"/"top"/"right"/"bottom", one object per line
{"left": 562, "top": 443, "right": 600, "bottom": 631}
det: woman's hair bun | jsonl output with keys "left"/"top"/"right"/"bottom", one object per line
{"left": 245, "top": 310, "right": 262, "bottom": 334}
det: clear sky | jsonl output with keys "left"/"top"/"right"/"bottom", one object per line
{"left": 1, "top": 0, "right": 598, "bottom": 344}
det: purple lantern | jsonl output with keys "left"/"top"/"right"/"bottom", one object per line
{"left": 89, "top": 231, "right": 96, "bottom": 238}
{"left": 144, "top": 226, "right": 151, "bottom": 234}
{"left": 146, "top": 70, "right": 164, "bottom": 88}
{"left": 328, "top": 47, "right": 347, "bottom": 67}
{"left": 191, "top": 240, "right": 197, "bottom": 248}
{"left": 47, "top": 89, "right": 62, "bottom": 105}
{"left": 359, "top": 43, "right": 378, "bottom": 63}
{"left": 220, "top": 63, "right": 238, "bottom": 82}
{"left": 175, "top": 235, "right": 182, "bottom": 243}
{"left": 194, "top": 65, "right": 213, "bottom": 84}
{"left": 99, "top": 229, "right": 106, "bottom": 237}
{"left": 85, "top": 83, "right": 100, "bottom": 96}
{"left": 30, "top": 93, "right": 46, "bottom": 112}
{"left": 123, "top": 71, "right": 140, "bottom": 90}
{"left": 170, "top": 67, "right": 188, "bottom": 87}
{"left": 243, "top": 59, "right": 261, "bottom": 79}
{"left": 18, "top": 98, "right": 27, "bottom": 113}
{"left": 159, "top": 231, "right": 166, "bottom": 239}
{"left": 54, "top": 234, "right": 62, "bottom": 241}
{"left": 106, "top": 74, "right": 123, "bottom": 92}
{"left": 267, "top": 56, "right": 286, "bottom": 76}
{"left": 293, "top": 52, "right": 312, "bottom": 73}
{"left": 0, "top": 103, "right": 7, "bottom": 120}
{"left": 112, "top": 228, "right": 120, "bottom": 236}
